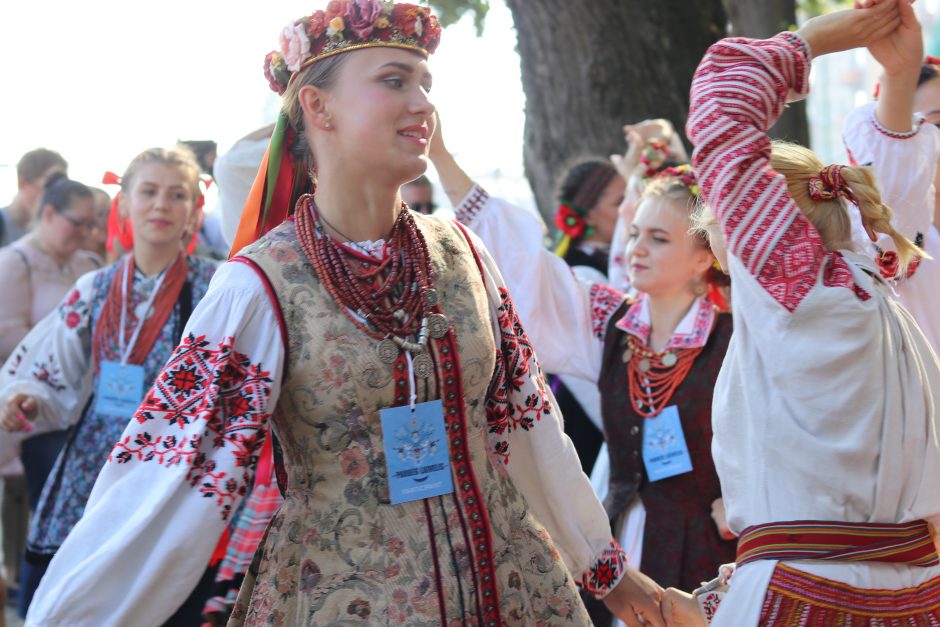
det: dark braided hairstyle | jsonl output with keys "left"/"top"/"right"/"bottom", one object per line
{"left": 553, "top": 159, "right": 619, "bottom": 257}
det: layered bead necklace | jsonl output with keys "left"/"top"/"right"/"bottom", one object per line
{"left": 294, "top": 194, "right": 448, "bottom": 378}
{"left": 623, "top": 333, "right": 703, "bottom": 418}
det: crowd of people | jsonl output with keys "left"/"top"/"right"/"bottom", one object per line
{"left": 0, "top": 0, "right": 937, "bottom": 625}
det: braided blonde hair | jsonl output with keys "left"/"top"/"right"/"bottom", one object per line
{"left": 771, "top": 142, "right": 923, "bottom": 274}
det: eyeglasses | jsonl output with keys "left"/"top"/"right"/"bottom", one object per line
{"left": 57, "top": 211, "right": 99, "bottom": 232}
{"left": 410, "top": 202, "right": 436, "bottom": 214}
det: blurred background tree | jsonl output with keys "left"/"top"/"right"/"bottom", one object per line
{"left": 429, "top": 0, "right": 849, "bottom": 216}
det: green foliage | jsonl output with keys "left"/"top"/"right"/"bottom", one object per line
{"left": 429, "top": 0, "right": 490, "bottom": 35}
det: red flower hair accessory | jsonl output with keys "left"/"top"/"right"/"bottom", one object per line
{"left": 264, "top": 1, "right": 443, "bottom": 95}
{"left": 554, "top": 203, "right": 586, "bottom": 239}
{"left": 808, "top": 164, "right": 857, "bottom": 205}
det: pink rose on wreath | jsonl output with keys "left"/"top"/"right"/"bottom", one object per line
{"left": 65, "top": 311, "right": 81, "bottom": 329}
{"left": 279, "top": 22, "right": 311, "bottom": 72}
{"left": 340, "top": 447, "right": 368, "bottom": 480}
{"left": 66, "top": 290, "right": 80, "bottom": 306}
{"left": 345, "top": 0, "right": 385, "bottom": 39}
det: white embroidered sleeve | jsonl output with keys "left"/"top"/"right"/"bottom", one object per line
{"left": 454, "top": 185, "right": 624, "bottom": 383}
{"left": 0, "top": 271, "right": 97, "bottom": 466}
{"left": 465, "top": 229, "right": 627, "bottom": 599}
{"left": 842, "top": 101, "right": 940, "bottom": 265}
{"left": 26, "top": 262, "right": 284, "bottom": 627}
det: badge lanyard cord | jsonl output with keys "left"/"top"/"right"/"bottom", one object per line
{"left": 118, "top": 255, "right": 172, "bottom": 366}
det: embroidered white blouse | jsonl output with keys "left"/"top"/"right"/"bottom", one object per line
{"left": 689, "top": 32, "right": 940, "bottom": 625}
{"left": 26, "top": 223, "right": 625, "bottom": 626}
{"left": 842, "top": 101, "right": 940, "bottom": 355}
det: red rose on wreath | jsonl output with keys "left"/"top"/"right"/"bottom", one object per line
{"left": 423, "top": 15, "right": 442, "bottom": 53}
{"left": 308, "top": 11, "right": 329, "bottom": 39}
{"left": 65, "top": 311, "right": 81, "bottom": 329}
{"left": 554, "top": 203, "right": 586, "bottom": 239}
{"left": 66, "top": 290, "right": 80, "bottom": 306}
{"left": 264, "top": 52, "right": 286, "bottom": 95}
{"left": 391, "top": 3, "right": 421, "bottom": 36}
{"left": 877, "top": 249, "right": 900, "bottom": 279}
{"left": 325, "top": 0, "right": 348, "bottom": 21}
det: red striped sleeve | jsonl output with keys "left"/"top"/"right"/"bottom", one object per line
{"left": 688, "top": 33, "right": 859, "bottom": 312}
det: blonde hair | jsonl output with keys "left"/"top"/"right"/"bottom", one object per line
{"left": 282, "top": 54, "right": 350, "bottom": 169}
{"left": 121, "top": 147, "right": 203, "bottom": 205}
{"left": 770, "top": 141, "right": 922, "bottom": 273}
{"left": 643, "top": 175, "right": 708, "bottom": 249}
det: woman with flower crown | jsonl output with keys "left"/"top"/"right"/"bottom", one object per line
{"left": 24, "top": 3, "right": 666, "bottom": 626}
{"left": 430, "top": 118, "right": 737, "bottom": 626}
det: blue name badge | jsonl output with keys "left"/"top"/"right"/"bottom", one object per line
{"left": 380, "top": 400, "right": 454, "bottom": 504}
{"left": 95, "top": 361, "right": 146, "bottom": 417}
{"left": 642, "top": 405, "right": 694, "bottom": 482}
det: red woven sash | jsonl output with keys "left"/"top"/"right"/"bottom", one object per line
{"left": 736, "top": 520, "right": 939, "bottom": 568}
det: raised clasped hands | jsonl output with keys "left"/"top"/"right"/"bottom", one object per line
{"left": 797, "top": 0, "right": 909, "bottom": 58}
{"left": 865, "top": 0, "right": 922, "bottom": 76}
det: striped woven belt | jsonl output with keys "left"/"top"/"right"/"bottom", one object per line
{"left": 736, "top": 519, "right": 939, "bottom": 568}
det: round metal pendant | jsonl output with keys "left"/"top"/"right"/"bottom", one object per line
{"left": 638, "top": 358, "right": 651, "bottom": 373}
{"left": 661, "top": 352, "right": 678, "bottom": 368}
{"left": 622, "top": 348, "right": 633, "bottom": 363}
{"left": 377, "top": 338, "right": 399, "bottom": 364}
{"left": 423, "top": 288, "right": 439, "bottom": 308}
{"left": 412, "top": 352, "right": 433, "bottom": 379}
{"left": 428, "top": 314, "right": 449, "bottom": 339}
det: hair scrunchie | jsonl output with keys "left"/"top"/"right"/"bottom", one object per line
{"left": 808, "top": 164, "right": 857, "bottom": 205}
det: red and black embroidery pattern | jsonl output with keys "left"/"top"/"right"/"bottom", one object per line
{"left": 577, "top": 540, "right": 628, "bottom": 599}
{"left": 32, "top": 354, "right": 67, "bottom": 392}
{"left": 589, "top": 283, "right": 625, "bottom": 340}
{"left": 110, "top": 333, "right": 272, "bottom": 520}
{"left": 485, "top": 288, "right": 552, "bottom": 466}
{"left": 688, "top": 34, "right": 868, "bottom": 312}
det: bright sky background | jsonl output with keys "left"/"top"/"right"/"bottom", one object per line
{"left": 0, "top": 0, "right": 529, "bottom": 209}
{"left": 5, "top": 1, "right": 940, "bottom": 217}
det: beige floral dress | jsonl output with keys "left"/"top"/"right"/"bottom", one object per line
{"left": 26, "top": 214, "right": 625, "bottom": 627}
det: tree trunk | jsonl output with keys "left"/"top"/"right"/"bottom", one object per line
{"left": 725, "top": 0, "right": 810, "bottom": 144}
{"left": 504, "top": 0, "right": 727, "bottom": 218}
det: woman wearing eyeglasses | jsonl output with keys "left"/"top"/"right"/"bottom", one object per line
{"left": 0, "top": 172, "right": 100, "bottom": 616}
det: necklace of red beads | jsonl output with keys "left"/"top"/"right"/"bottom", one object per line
{"left": 624, "top": 333, "right": 703, "bottom": 418}
{"left": 294, "top": 194, "right": 448, "bottom": 376}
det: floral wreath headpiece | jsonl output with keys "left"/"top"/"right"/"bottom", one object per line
{"left": 656, "top": 164, "right": 700, "bottom": 197}
{"left": 232, "top": 1, "right": 443, "bottom": 256}
{"left": 264, "top": 1, "right": 443, "bottom": 96}
{"left": 639, "top": 140, "right": 675, "bottom": 178}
